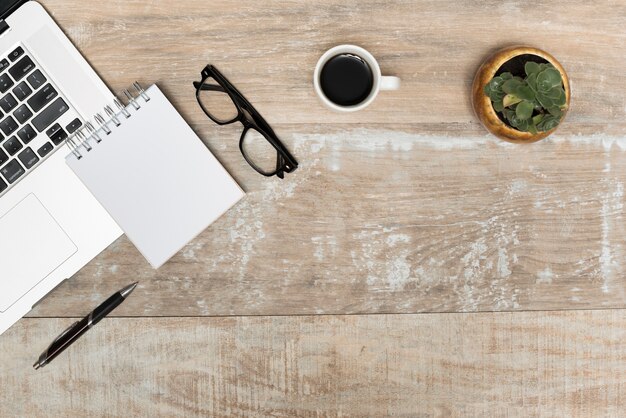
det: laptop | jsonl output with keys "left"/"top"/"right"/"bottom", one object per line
{"left": 0, "top": 0, "right": 122, "bottom": 335}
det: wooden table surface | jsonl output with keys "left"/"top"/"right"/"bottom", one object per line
{"left": 1, "top": 0, "right": 625, "bottom": 416}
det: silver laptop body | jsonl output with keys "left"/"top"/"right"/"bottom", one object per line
{"left": 0, "top": 0, "right": 122, "bottom": 335}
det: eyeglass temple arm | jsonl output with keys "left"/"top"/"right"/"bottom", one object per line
{"left": 275, "top": 154, "right": 286, "bottom": 179}
{"left": 192, "top": 81, "right": 226, "bottom": 92}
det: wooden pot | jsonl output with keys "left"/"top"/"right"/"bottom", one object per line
{"left": 471, "top": 46, "right": 571, "bottom": 143}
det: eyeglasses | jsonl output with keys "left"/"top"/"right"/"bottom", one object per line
{"left": 193, "top": 65, "right": 298, "bottom": 178}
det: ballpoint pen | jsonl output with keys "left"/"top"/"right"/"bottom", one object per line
{"left": 33, "top": 282, "right": 138, "bottom": 370}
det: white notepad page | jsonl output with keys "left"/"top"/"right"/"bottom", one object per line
{"left": 66, "top": 85, "right": 245, "bottom": 268}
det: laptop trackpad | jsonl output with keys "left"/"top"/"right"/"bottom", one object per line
{"left": 0, "top": 194, "right": 77, "bottom": 312}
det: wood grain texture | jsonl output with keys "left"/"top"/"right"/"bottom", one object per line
{"left": 28, "top": 125, "right": 626, "bottom": 316}
{"left": 2, "top": 312, "right": 626, "bottom": 417}
{"left": 20, "top": 0, "right": 625, "bottom": 316}
{"left": 43, "top": 0, "right": 626, "bottom": 131}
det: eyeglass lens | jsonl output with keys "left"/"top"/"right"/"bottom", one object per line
{"left": 197, "top": 78, "right": 239, "bottom": 123}
{"left": 241, "top": 127, "right": 280, "bottom": 174}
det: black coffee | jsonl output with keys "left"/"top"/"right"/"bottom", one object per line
{"left": 320, "top": 54, "right": 374, "bottom": 106}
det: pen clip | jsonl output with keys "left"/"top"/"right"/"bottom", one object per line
{"left": 48, "top": 320, "right": 79, "bottom": 349}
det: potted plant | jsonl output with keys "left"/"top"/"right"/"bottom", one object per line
{"left": 472, "top": 46, "right": 570, "bottom": 143}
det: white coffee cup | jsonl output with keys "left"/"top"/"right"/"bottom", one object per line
{"left": 313, "top": 44, "right": 400, "bottom": 112}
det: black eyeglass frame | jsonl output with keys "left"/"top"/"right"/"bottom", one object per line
{"left": 193, "top": 65, "right": 298, "bottom": 178}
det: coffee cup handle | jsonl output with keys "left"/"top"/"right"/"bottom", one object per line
{"left": 380, "top": 76, "right": 400, "bottom": 91}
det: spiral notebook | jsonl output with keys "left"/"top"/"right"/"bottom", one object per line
{"left": 65, "top": 83, "right": 245, "bottom": 268}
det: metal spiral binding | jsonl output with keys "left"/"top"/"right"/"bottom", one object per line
{"left": 133, "top": 81, "right": 150, "bottom": 102}
{"left": 114, "top": 98, "right": 131, "bottom": 118}
{"left": 123, "top": 89, "right": 140, "bottom": 110}
{"left": 84, "top": 122, "right": 101, "bottom": 143}
{"left": 104, "top": 105, "right": 121, "bottom": 127}
{"left": 94, "top": 112, "right": 111, "bottom": 134}
{"left": 66, "top": 135, "right": 82, "bottom": 159}
{"left": 65, "top": 81, "right": 150, "bottom": 159}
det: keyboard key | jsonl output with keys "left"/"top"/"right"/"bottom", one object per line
{"left": 1, "top": 159, "right": 24, "bottom": 183}
{"left": 8, "top": 56, "right": 34, "bottom": 82}
{"left": 37, "top": 141, "right": 54, "bottom": 157}
{"left": 0, "top": 73, "right": 14, "bottom": 93}
{"left": 13, "top": 104, "right": 32, "bottom": 124}
{"left": 0, "top": 116, "right": 18, "bottom": 135}
{"left": 0, "top": 177, "right": 6, "bottom": 193}
{"left": 8, "top": 46, "right": 24, "bottom": 62}
{"left": 18, "top": 147, "right": 38, "bottom": 169}
{"left": 0, "top": 93, "right": 17, "bottom": 113}
{"left": 46, "top": 123, "right": 61, "bottom": 137}
{"left": 17, "top": 124, "right": 36, "bottom": 143}
{"left": 46, "top": 123, "right": 68, "bottom": 145}
{"left": 3, "top": 136, "right": 22, "bottom": 155}
{"left": 51, "top": 128, "right": 67, "bottom": 145}
{"left": 26, "top": 70, "right": 46, "bottom": 90}
{"left": 12, "top": 81, "right": 32, "bottom": 101}
{"left": 45, "top": 123, "right": 60, "bottom": 136}
{"left": 0, "top": 59, "right": 9, "bottom": 72}
{"left": 66, "top": 118, "right": 82, "bottom": 134}
{"left": 0, "top": 148, "right": 7, "bottom": 166}
{"left": 27, "top": 83, "right": 57, "bottom": 113}
{"left": 32, "top": 98, "right": 68, "bottom": 132}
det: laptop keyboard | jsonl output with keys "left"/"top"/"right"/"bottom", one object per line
{"left": 0, "top": 45, "right": 81, "bottom": 196}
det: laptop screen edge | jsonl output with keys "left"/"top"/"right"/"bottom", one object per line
{"left": 0, "top": 0, "right": 28, "bottom": 21}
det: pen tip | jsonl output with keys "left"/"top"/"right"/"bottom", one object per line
{"left": 33, "top": 362, "right": 41, "bottom": 370}
{"left": 120, "top": 282, "right": 138, "bottom": 298}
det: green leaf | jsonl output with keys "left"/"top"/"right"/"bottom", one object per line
{"left": 484, "top": 82, "right": 496, "bottom": 95}
{"left": 516, "top": 119, "right": 530, "bottom": 131}
{"left": 503, "top": 109, "right": 516, "bottom": 125}
{"left": 503, "top": 94, "right": 522, "bottom": 107}
{"left": 525, "top": 61, "right": 541, "bottom": 76}
{"left": 484, "top": 76, "right": 507, "bottom": 102}
{"left": 491, "top": 91, "right": 505, "bottom": 103}
{"left": 489, "top": 76, "right": 506, "bottom": 90}
{"left": 516, "top": 100, "right": 534, "bottom": 120}
{"left": 527, "top": 122, "right": 538, "bottom": 135}
{"left": 547, "top": 106, "right": 562, "bottom": 117}
{"left": 538, "top": 63, "right": 553, "bottom": 72}
{"left": 532, "top": 114, "right": 544, "bottom": 125}
{"left": 554, "top": 89, "right": 566, "bottom": 106}
{"left": 537, "top": 68, "right": 562, "bottom": 91}
{"left": 502, "top": 78, "right": 522, "bottom": 94}
{"left": 536, "top": 92, "right": 555, "bottom": 109}
{"left": 514, "top": 84, "right": 535, "bottom": 101}
{"left": 545, "top": 86, "right": 562, "bottom": 99}
{"left": 537, "top": 114, "right": 561, "bottom": 132}
{"left": 500, "top": 72, "right": 513, "bottom": 80}
{"left": 502, "top": 108, "right": 529, "bottom": 131}
{"left": 493, "top": 100, "right": 504, "bottom": 112}
{"left": 526, "top": 73, "right": 538, "bottom": 92}
{"left": 485, "top": 81, "right": 505, "bottom": 102}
